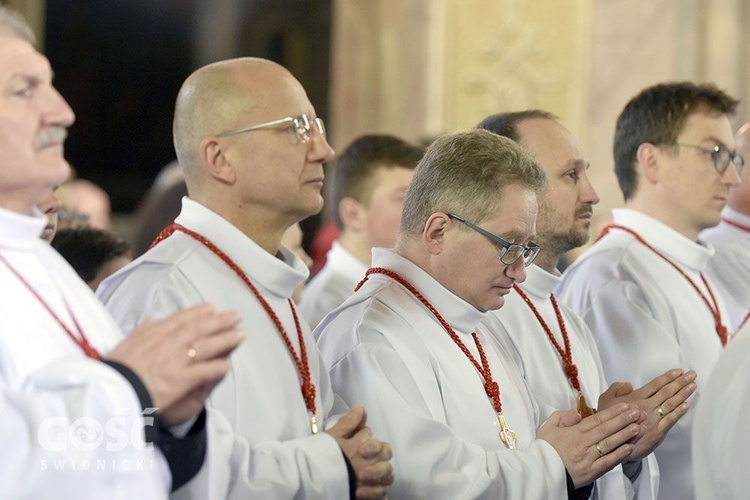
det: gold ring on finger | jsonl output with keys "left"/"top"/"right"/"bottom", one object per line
{"left": 596, "top": 442, "right": 603, "bottom": 457}
{"left": 187, "top": 347, "right": 197, "bottom": 362}
{"left": 657, "top": 406, "right": 664, "bottom": 418}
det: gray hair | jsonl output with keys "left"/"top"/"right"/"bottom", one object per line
{"left": 400, "top": 129, "right": 546, "bottom": 236}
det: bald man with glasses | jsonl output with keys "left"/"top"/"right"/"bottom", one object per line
{"left": 315, "top": 129, "right": 648, "bottom": 499}
{"left": 99, "top": 57, "right": 393, "bottom": 499}
{"left": 558, "top": 81, "right": 742, "bottom": 500}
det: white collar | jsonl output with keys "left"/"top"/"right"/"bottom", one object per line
{"left": 720, "top": 205, "right": 750, "bottom": 228}
{"left": 369, "top": 247, "right": 487, "bottom": 335}
{"left": 174, "top": 197, "right": 309, "bottom": 299}
{"left": 0, "top": 206, "right": 47, "bottom": 249}
{"left": 610, "top": 208, "right": 714, "bottom": 271}
{"left": 516, "top": 264, "right": 560, "bottom": 300}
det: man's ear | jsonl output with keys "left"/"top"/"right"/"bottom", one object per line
{"left": 423, "top": 213, "right": 450, "bottom": 255}
{"left": 199, "top": 137, "right": 236, "bottom": 185}
{"left": 635, "top": 142, "right": 661, "bottom": 184}
{"left": 339, "top": 197, "right": 365, "bottom": 233}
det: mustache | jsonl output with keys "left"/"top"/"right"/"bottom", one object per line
{"left": 35, "top": 126, "right": 68, "bottom": 150}
{"left": 575, "top": 206, "right": 594, "bottom": 218}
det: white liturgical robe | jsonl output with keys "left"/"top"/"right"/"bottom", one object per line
{"left": 700, "top": 206, "right": 750, "bottom": 331}
{"left": 315, "top": 248, "right": 567, "bottom": 499}
{"left": 483, "top": 264, "right": 659, "bottom": 500}
{"left": 558, "top": 209, "right": 730, "bottom": 500}
{"left": 692, "top": 325, "right": 750, "bottom": 499}
{"left": 299, "top": 241, "right": 368, "bottom": 329}
{"left": 0, "top": 207, "right": 170, "bottom": 499}
{"left": 99, "top": 198, "right": 350, "bottom": 499}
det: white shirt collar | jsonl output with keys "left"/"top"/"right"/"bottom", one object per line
{"left": 174, "top": 197, "right": 309, "bottom": 299}
{"left": 370, "top": 247, "right": 487, "bottom": 335}
{"left": 516, "top": 264, "right": 560, "bottom": 300}
{"left": 720, "top": 205, "right": 750, "bottom": 228}
{"left": 0, "top": 206, "right": 47, "bottom": 249}
{"left": 611, "top": 208, "right": 714, "bottom": 271}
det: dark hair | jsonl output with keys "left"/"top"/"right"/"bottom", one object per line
{"left": 52, "top": 228, "right": 131, "bottom": 284}
{"left": 330, "top": 134, "right": 423, "bottom": 229}
{"left": 614, "top": 82, "right": 739, "bottom": 200}
{"left": 400, "top": 129, "right": 546, "bottom": 236}
{"left": 476, "top": 110, "right": 558, "bottom": 142}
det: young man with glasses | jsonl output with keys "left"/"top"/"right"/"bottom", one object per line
{"left": 100, "top": 57, "right": 393, "bottom": 499}
{"left": 557, "top": 81, "right": 742, "bottom": 500}
{"left": 479, "top": 111, "right": 698, "bottom": 500}
{"left": 315, "top": 129, "right": 649, "bottom": 499}
{"left": 700, "top": 122, "right": 750, "bottom": 331}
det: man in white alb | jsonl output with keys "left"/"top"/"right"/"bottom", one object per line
{"left": 557, "top": 82, "right": 742, "bottom": 500}
{"left": 316, "top": 129, "right": 649, "bottom": 499}
{"left": 478, "top": 110, "right": 699, "bottom": 499}
{"left": 0, "top": 6, "right": 245, "bottom": 498}
{"left": 99, "top": 57, "right": 393, "bottom": 499}
{"left": 701, "top": 122, "right": 750, "bottom": 331}
{"left": 299, "top": 133, "right": 422, "bottom": 328}
{"left": 692, "top": 326, "right": 750, "bottom": 499}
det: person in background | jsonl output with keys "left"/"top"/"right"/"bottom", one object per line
{"left": 282, "top": 222, "right": 314, "bottom": 302}
{"left": 52, "top": 226, "right": 133, "bottom": 291}
{"left": 300, "top": 133, "right": 422, "bottom": 328}
{"left": 38, "top": 190, "right": 61, "bottom": 243}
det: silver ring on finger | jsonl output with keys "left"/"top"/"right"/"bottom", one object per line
{"left": 657, "top": 406, "right": 664, "bottom": 418}
{"left": 187, "top": 347, "right": 197, "bottom": 362}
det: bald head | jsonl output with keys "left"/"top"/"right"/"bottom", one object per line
{"left": 728, "top": 122, "right": 750, "bottom": 215}
{"left": 172, "top": 58, "right": 296, "bottom": 190}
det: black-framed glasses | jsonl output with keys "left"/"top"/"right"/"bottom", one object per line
{"left": 447, "top": 213, "right": 541, "bottom": 267}
{"left": 216, "top": 113, "right": 326, "bottom": 143}
{"left": 667, "top": 142, "right": 745, "bottom": 176}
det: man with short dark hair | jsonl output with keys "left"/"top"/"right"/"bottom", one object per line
{"left": 316, "top": 129, "right": 648, "bottom": 499}
{"left": 558, "top": 82, "right": 742, "bottom": 500}
{"left": 300, "top": 134, "right": 422, "bottom": 328}
{"left": 52, "top": 227, "right": 132, "bottom": 290}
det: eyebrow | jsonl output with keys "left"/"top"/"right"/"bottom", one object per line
{"left": 701, "top": 136, "right": 733, "bottom": 151}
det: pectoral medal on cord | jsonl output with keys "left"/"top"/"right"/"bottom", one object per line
{"left": 514, "top": 285, "right": 596, "bottom": 418}
{"left": 356, "top": 267, "right": 517, "bottom": 449}
{"left": 152, "top": 224, "right": 320, "bottom": 434}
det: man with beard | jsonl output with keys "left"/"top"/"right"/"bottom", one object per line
{"left": 557, "top": 82, "right": 741, "bottom": 500}
{"left": 478, "top": 111, "right": 697, "bottom": 499}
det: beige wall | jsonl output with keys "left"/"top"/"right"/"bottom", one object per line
{"left": 331, "top": 0, "right": 750, "bottom": 254}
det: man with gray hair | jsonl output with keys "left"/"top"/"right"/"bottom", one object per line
{"left": 0, "top": 6, "right": 243, "bottom": 498}
{"left": 315, "top": 129, "right": 647, "bottom": 499}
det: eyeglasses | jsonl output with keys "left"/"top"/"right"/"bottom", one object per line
{"left": 668, "top": 142, "right": 745, "bottom": 176}
{"left": 216, "top": 113, "right": 326, "bottom": 143}
{"left": 447, "top": 213, "right": 541, "bottom": 267}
